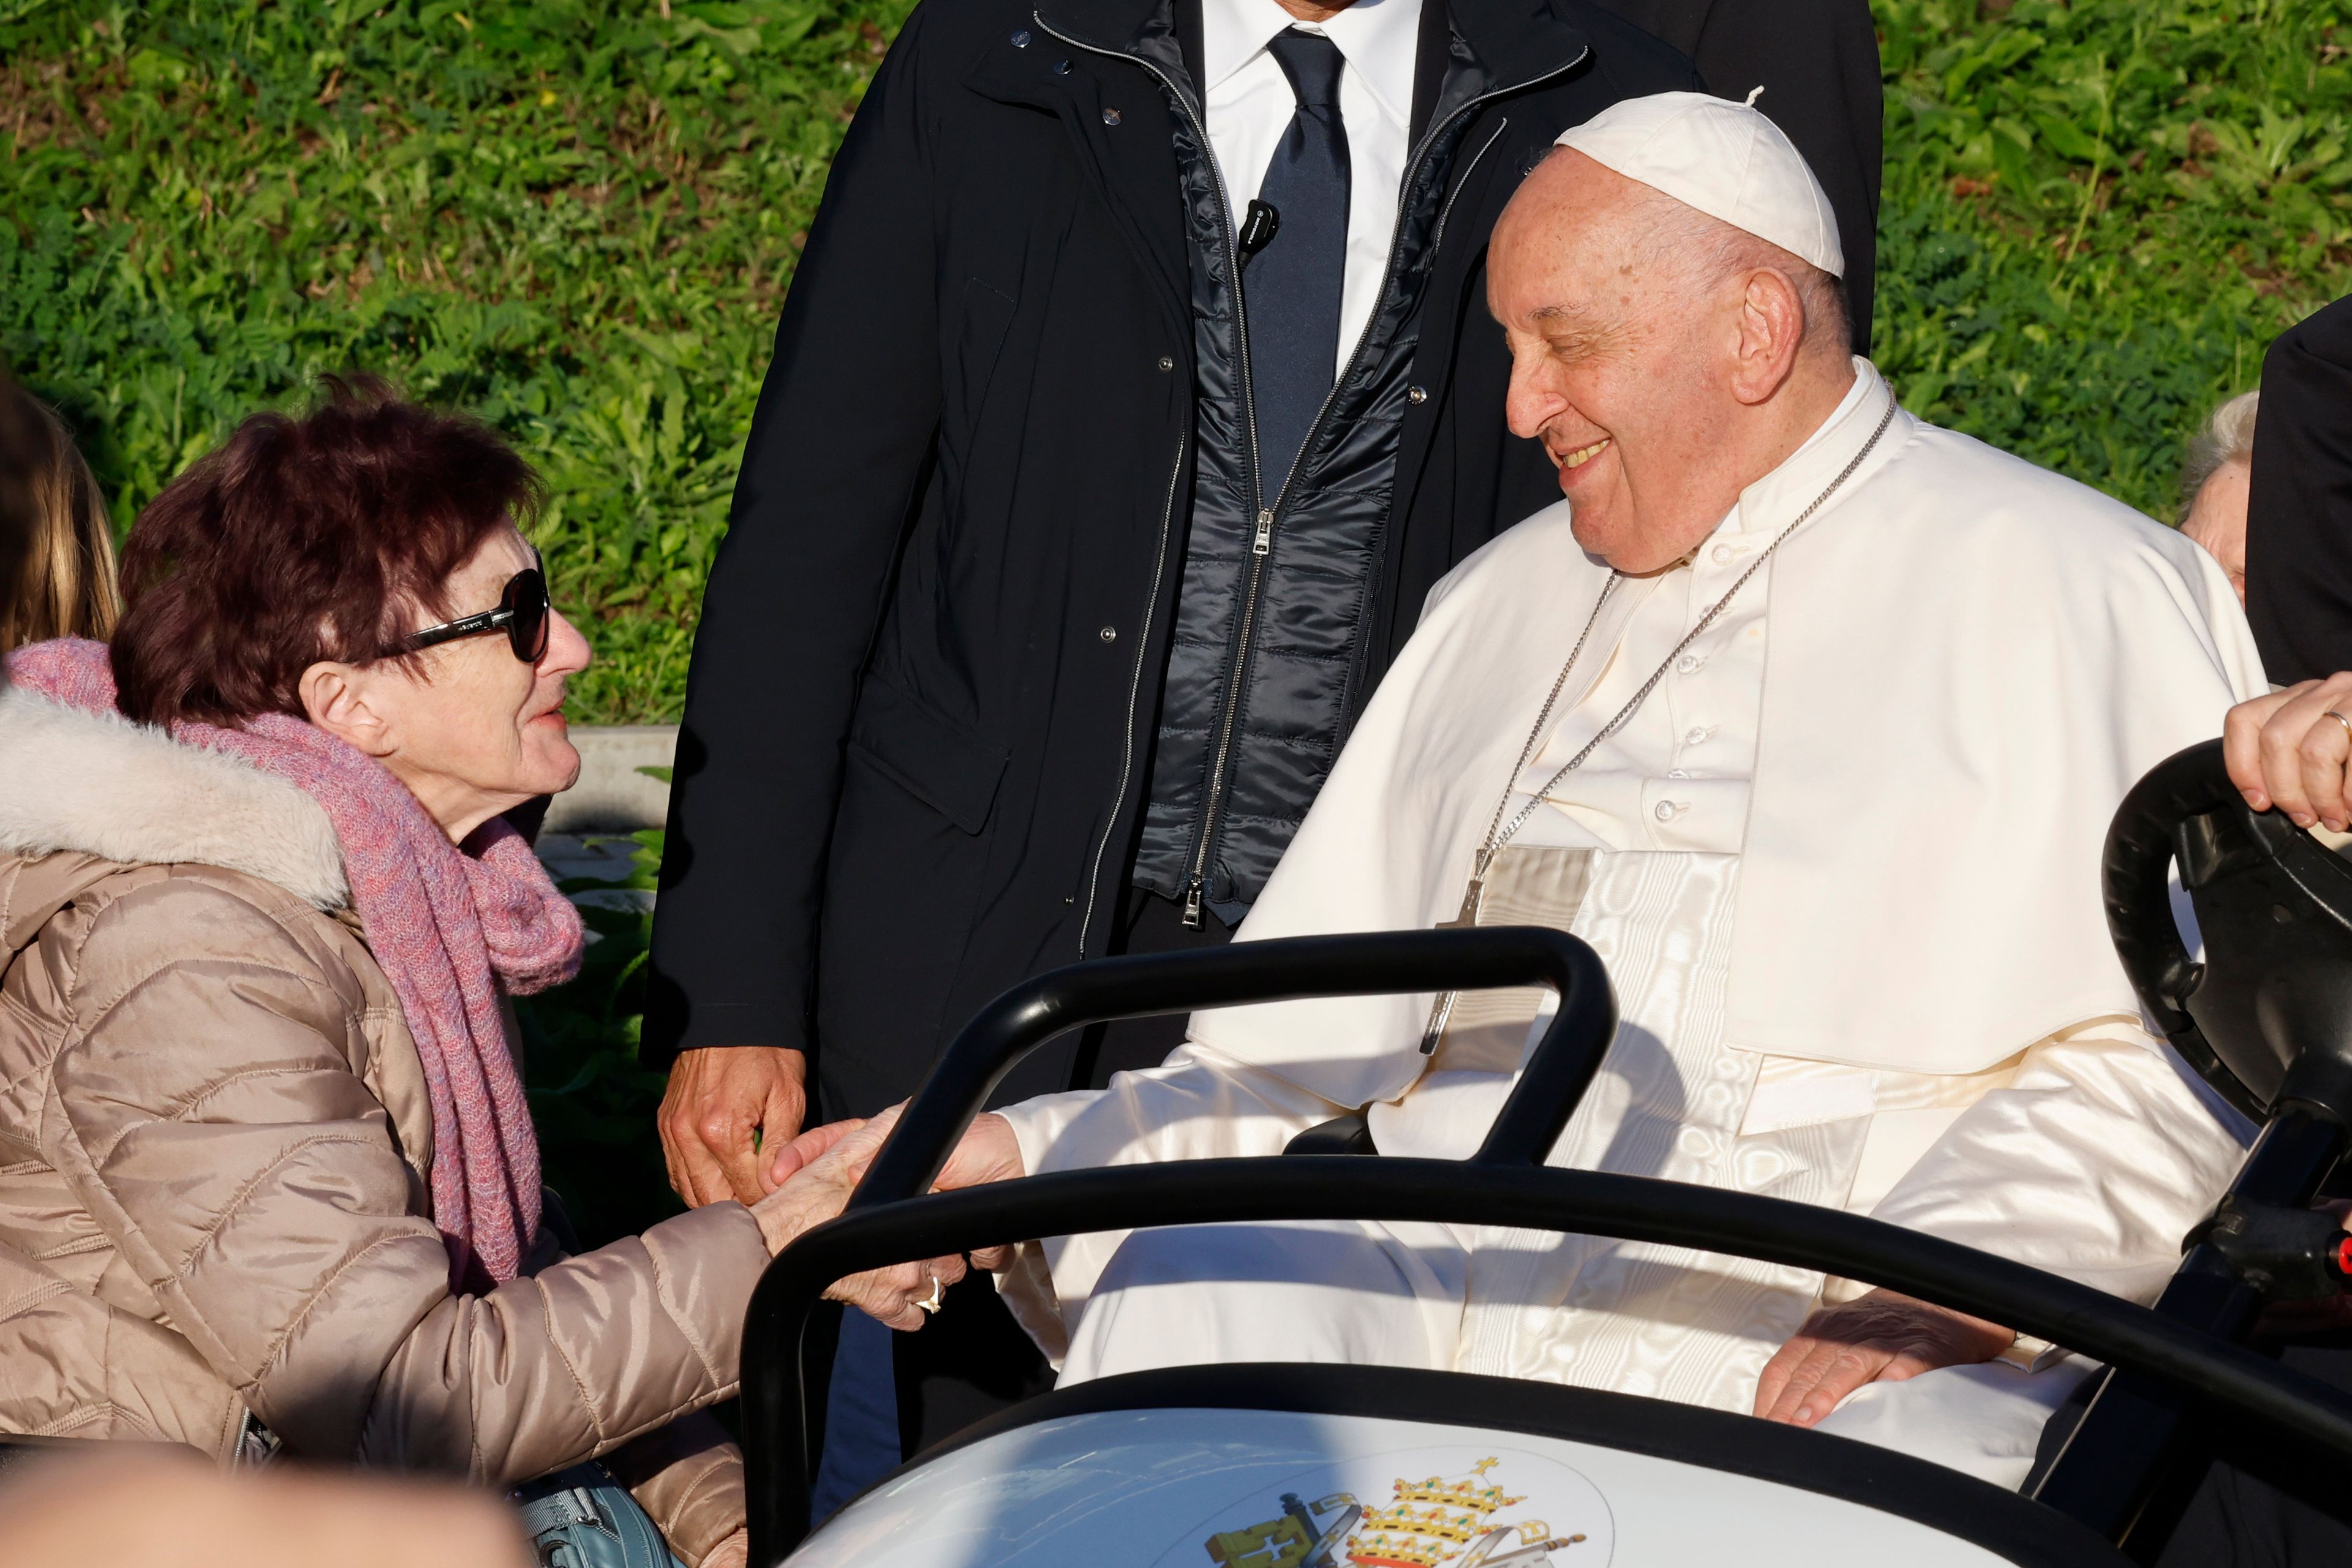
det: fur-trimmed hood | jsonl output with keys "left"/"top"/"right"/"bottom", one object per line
{"left": 0, "top": 684, "right": 349, "bottom": 908}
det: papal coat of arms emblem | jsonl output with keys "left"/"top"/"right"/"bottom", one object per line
{"left": 1203, "top": 1457, "right": 1594, "bottom": 1568}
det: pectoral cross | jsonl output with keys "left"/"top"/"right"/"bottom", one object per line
{"left": 1419, "top": 876, "right": 1487, "bottom": 1054}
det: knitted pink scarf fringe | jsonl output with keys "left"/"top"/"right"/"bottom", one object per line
{"left": 9, "top": 639, "right": 582, "bottom": 1291}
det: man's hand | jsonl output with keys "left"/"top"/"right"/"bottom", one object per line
{"left": 1754, "top": 1287, "right": 2016, "bottom": 1428}
{"left": 2224, "top": 675, "right": 2352, "bottom": 832}
{"left": 658, "top": 1047, "right": 807, "bottom": 1207}
{"left": 936, "top": 1112, "right": 1026, "bottom": 1270}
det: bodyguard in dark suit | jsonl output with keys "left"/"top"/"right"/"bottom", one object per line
{"left": 2248, "top": 294, "right": 2352, "bottom": 686}
{"left": 647, "top": 0, "right": 1880, "bottom": 1455}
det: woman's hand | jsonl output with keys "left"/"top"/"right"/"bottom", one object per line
{"left": 2223, "top": 676, "right": 2352, "bottom": 832}
{"left": 763, "top": 1107, "right": 1027, "bottom": 1268}
{"left": 762, "top": 1106, "right": 1027, "bottom": 1194}
{"left": 748, "top": 1105, "right": 1029, "bottom": 1329}
{"left": 747, "top": 1107, "right": 963, "bottom": 1329}
{"left": 745, "top": 1114, "right": 882, "bottom": 1254}
{"left": 1754, "top": 1287, "right": 2016, "bottom": 1427}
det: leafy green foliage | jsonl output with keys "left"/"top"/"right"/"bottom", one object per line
{"left": 6, "top": 0, "right": 2351, "bottom": 717}
{"left": 7, "top": 0, "right": 2352, "bottom": 714}
{"left": 1874, "top": 0, "right": 2352, "bottom": 513}
{"left": 1, "top": 0, "right": 910, "bottom": 723}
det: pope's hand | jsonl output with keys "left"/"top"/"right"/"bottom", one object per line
{"left": 933, "top": 1111, "right": 1028, "bottom": 1268}
{"left": 752, "top": 1106, "right": 1030, "bottom": 1316}
{"left": 763, "top": 1106, "right": 1027, "bottom": 1195}
{"left": 747, "top": 1107, "right": 967, "bottom": 1330}
{"left": 1753, "top": 1288, "right": 2015, "bottom": 1428}
{"left": 2224, "top": 674, "right": 2352, "bottom": 833}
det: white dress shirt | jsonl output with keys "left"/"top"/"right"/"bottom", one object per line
{"left": 1201, "top": 0, "right": 1423, "bottom": 375}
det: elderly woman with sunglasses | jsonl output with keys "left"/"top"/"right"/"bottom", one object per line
{"left": 0, "top": 385, "right": 967, "bottom": 1568}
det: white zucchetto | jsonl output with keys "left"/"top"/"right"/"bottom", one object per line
{"left": 1551, "top": 90, "right": 1844, "bottom": 278}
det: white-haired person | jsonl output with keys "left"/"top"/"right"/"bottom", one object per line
{"left": 2181, "top": 388, "right": 2259, "bottom": 603}
{"left": 840, "top": 91, "right": 2262, "bottom": 1491}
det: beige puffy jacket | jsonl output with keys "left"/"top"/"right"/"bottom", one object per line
{"left": 0, "top": 688, "right": 765, "bottom": 1564}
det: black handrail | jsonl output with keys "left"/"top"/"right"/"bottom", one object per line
{"left": 848, "top": 927, "right": 1615, "bottom": 1213}
{"left": 745, "top": 1162, "right": 2352, "bottom": 1565}
{"left": 744, "top": 927, "right": 1612, "bottom": 1563}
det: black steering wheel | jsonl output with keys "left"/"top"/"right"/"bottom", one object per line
{"left": 2103, "top": 737, "right": 2352, "bottom": 1123}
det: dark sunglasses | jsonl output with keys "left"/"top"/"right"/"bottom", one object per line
{"left": 393, "top": 554, "right": 551, "bottom": 663}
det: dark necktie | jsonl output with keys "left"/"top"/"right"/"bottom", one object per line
{"left": 1246, "top": 28, "right": 1351, "bottom": 498}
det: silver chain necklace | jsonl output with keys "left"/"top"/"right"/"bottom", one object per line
{"left": 1419, "top": 398, "right": 1898, "bottom": 1054}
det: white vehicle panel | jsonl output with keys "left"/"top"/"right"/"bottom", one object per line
{"left": 785, "top": 1408, "right": 2019, "bottom": 1567}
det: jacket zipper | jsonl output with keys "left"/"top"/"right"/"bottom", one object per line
{"left": 1041, "top": 13, "right": 1588, "bottom": 931}
{"left": 1038, "top": 13, "right": 1268, "bottom": 932}
{"left": 1431, "top": 116, "right": 1510, "bottom": 255}
{"left": 1181, "top": 52, "right": 1586, "bottom": 927}
{"left": 1079, "top": 430, "right": 1190, "bottom": 957}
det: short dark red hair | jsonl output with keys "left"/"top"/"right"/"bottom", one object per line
{"left": 112, "top": 377, "right": 541, "bottom": 728}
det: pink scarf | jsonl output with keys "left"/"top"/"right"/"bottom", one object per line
{"left": 9, "top": 638, "right": 582, "bottom": 1290}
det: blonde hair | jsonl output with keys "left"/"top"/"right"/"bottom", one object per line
{"left": 0, "top": 378, "right": 121, "bottom": 649}
{"left": 2179, "top": 388, "right": 2260, "bottom": 524}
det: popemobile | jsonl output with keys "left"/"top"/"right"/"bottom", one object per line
{"left": 734, "top": 741, "right": 2352, "bottom": 1568}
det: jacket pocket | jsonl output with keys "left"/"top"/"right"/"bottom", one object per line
{"left": 846, "top": 677, "right": 1010, "bottom": 836}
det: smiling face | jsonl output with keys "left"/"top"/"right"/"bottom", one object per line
{"left": 300, "top": 526, "right": 592, "bottom": 842}
{"left": 1487, "top": 151, "right": 1850, "bottom": 574}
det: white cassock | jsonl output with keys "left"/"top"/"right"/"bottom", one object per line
{"left": 990, "top": 362, "right": 2263, "bottom": 1488}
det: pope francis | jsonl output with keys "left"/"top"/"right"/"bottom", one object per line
{"left": 886, "top": 92, "right": 2263, "bottom": 1490}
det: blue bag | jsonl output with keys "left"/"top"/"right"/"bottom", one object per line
{"left": 511, "top": 1462, "right": 687, "bottom": 1568}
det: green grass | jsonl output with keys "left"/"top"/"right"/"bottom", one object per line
{"left": 6, "top": 0, "right": 2351, "bottom": 721}
{"left": 1872, "top": 0, "right": 2352, "bottom": 511}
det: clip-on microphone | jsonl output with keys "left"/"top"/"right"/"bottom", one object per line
{"left": 1238, "top": 200, "right": 1280, "bottom": 271}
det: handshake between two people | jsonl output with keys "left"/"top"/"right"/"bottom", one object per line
{"left": 742, "top": 1102, "right": 1027, "bottom": 1332}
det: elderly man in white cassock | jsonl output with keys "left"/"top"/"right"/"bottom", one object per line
{"left": 910, "top": 91, "right": 2264, "bottom": 1489}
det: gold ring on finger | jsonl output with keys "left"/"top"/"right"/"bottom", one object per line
{"left": 2326, "top": 710, "right": 2352, "bottom": 747}
{"left": 916, "top": 1273, "right": 944, "bottom": 1314}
